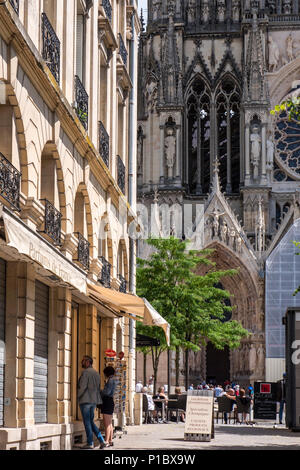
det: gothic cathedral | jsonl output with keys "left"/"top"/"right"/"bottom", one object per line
{"left": 137, "top": 0, "right": 300, "bottom": 386}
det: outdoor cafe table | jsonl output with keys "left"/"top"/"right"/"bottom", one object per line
{"left": 153, "top": 399, "right": 178, "bottom": 422}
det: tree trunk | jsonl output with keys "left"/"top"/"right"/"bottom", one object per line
{"left": 143, "top": 352, "right": 147, "bottom": 387}
{"left": 185, "top": 348, "right": 189, "bottom": 391}
{"left": 175, "top": 346, "right": 180, "bottom": 386}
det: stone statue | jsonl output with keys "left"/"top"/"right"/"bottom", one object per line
{"left": 220, "top": 220, "right": 228, "bottom": 243}
{"left": 268, "top": 36, "right": 280, "bottom": 72}
{"left": 250, "top": 125, "right": 261, "bottom": 181}
{"left": 137, "top": 128, "right": 144, "bottom": 178}
{"left": 165, "top": 127, "right": 176, "bottom": 178}
{"left": 152, "top": 0, "right": 162, "bottom": 21}
{"left": 256, "top": 344, "right": 265, "bottom": 377}
{"left": 187, "top": 0, "right": 196, "bottom": 23}
{"left": 145, "top": 79, "right": 158, "bottom": 113}
{"left": 236, "top": 235, "right": 242, "bottom": 253}
{"left": 210, "top": 208, "right": 225, "bottom": 238}
{"left": 217, "top": 0, "right": 226, "bottom": 22}
{"left": 229, "top": 228, "right": 236, "bottom": 249}
{"left": 202, "top": 0, "right": 210, "bottom": 23}
{"left": 249, "top": 343, "right": 257, "bottom": 372}
{"left": 266, "top": 133, "right": 274, "bottom": 183}
{"left": 283, "top": 0, "right": 292, "bottom": 14}
{"left": 287, "top": 34, "right": 294, "bottom": 63}
{"left": 267, "top": 0, "right": 276, "bottom": 14}
{"left": 232, "top": 0, "right": 240, "bottom": 22}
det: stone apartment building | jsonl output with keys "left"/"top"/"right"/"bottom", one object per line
{"left": 137, "top": 0, "right": 300, "bottom": 389}
{"left": 0, "top": 0, "right": 141, "bottom": 450}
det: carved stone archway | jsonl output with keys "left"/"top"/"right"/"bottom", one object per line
{"left": 195, "top": 241, "right": 265, "bottom": 386}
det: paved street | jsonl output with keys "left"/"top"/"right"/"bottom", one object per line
{"left": 102, "top": 422, "right": 300, "bottom": 450}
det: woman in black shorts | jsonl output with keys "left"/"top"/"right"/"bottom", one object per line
{"left": 101, "top": 366, "right": 117, "bottom": 446}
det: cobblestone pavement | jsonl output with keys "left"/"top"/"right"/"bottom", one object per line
{"left": 101, "top": 422, "right": 300, "bottom": 450}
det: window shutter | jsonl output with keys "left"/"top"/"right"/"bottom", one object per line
{"left": 34, "top": 281, "right": 49, "bottom": 424}
{"left": 76, "top": 14, "right": 84, "bottom": 82}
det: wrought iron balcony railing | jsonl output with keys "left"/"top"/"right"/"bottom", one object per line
{"left": 39, "top": 199, "right": 62, "bottom": 245}
{"left": 75, "top": 232, "right": 90, "bottom": 270}
{"left": 42, "top": 13, "right": 61, "bottom": 84}
{"left": 0, "top": 152, "right": 21, "bottom": 211}
{"left": 119, "top": 34, "right": 128, "bottom": 66}
{"left": 119, "top": 274, "right": 126, "bottom": 293}
{"left": 74, "top": 75, "right": 89, "bottom": 131}
{"left": 99, "top": 121, "right": 110, "bottom": 167}
{"left": 117, "top": 155, "right": 125, "bottom": 194}
{"left": 102, "top": 0, "right": 112, "bottom": 22}
{"left": 9, "top": 0, "right": 19, "bottom": 14}
{"left": 99, "top": 256, "right": 111, "bottom": 288}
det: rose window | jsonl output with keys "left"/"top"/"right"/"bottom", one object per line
{"left": 274, "top": 111, "right": 300, "bottom": 178}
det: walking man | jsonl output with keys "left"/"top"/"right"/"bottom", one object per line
{"left": 78, "top": 355, "right": 107, "bottom": 449}
{"left": 277, "top": 373, "right": 287, "bottom": 425}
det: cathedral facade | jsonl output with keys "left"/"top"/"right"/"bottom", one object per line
{"left": 136, "top": 0, "right": 300, "bottom": 388}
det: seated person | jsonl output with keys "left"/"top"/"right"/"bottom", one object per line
{"left": 142, "top": 386, "right": 156, "bottom": 422}
{"left": 153, "top": 386, "right": 168, "bottom": 401}
{"left": 174, "top": 387, "right": 185, "bottom": 423}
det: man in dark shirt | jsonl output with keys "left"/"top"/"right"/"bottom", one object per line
{"left": 276, "top": 373, "right": 287, "bottom": 425}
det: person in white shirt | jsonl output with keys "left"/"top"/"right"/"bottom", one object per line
{"left": 135, "top": 380, "right": 143, "bottom": 393}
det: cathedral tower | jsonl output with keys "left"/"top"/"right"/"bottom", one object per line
{"left": 137, "top": 0, "right": 300, "bottom": 386}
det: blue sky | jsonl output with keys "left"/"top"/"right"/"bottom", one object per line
{"left": 139, "top": 0, "right": 148, "bottom": 16}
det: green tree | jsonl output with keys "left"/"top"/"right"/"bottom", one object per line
{"left": 136, "top": 237, "right": 249, "bottom": 391}
{"left": 270, "top": 97, "right": 300, "bottom": 121}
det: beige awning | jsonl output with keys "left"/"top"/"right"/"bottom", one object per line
{"left": 88, "top": 284, "right": 170, "bottom": 346}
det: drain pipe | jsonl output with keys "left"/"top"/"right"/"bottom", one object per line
{"left": 128, "top": 0, "right": 137, "bottom": 426}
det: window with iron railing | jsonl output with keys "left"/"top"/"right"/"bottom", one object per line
{"left": 75, "top": 232, "right": 90, "bottom": 270}
{"left": 99, "top": 121, "right": 110, "bottom": 167}
{"left": 99, "top": 256, "right": 111, "bottom": 288}
{"left": 42, "top": 13, "right": 61, "bottom": 84}
{"left": 102, "top": 0, "right": 112, "bottom": 22}
{"left": 118, "top": 33, "right": 128, "bottom": 66}
{"left": 117, "top": 155, "right": 125, "bottom": 194}
{"left": 0, "top": 152, "right": 21, "bottom": 211}
{"left": 39, "top": 199, "right": 62, "bottom": 246}
{"left": 119, "top": 274, "right": 126, "bottom": 293}
{"left": 74, "top": 75, "right": 89, "bottom": 130}
{"left": 9, "top": 0, "right": 19, "bottom": 14}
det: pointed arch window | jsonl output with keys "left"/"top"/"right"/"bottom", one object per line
{"left": 186, "top": 78, "right": 211, "bottom": 194}
{"left": 185, "top": 75, "right": 241, "bottom": 195}
{"left": 216, "top": 77, "right": 240, "bottom": 193}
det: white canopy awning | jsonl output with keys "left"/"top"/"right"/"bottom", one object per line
{"left": 88, "top": 284, "right": 170, "bottom": 346}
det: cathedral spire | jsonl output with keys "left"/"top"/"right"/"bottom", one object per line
{"left": 211, "top": 157, "right": 222, "bottom": 195}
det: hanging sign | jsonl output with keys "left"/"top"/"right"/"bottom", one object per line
{"left": 105, "top": 349, "right": 117, "bottom": 358}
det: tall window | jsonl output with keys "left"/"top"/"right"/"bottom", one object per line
{"left": 186, "top": 76, "right": 241, "bottom": 195}
{"left": 76, "top": 0, "right": 86, "bottom": 83}
{"left": 216, "top": 77, "right": 240, "bottom": 193}
{"left": 186, "top": 79, "right": 211, "bottom": 194}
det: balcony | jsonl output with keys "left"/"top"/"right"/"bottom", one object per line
{"left": 119, "top": 274, "right": 126, "bottom": 293}
{"left": 99, "top": 121, "right": 110, "bottom": 167}
{"left": 39, "top": 199, "right": 62, "bottom": 245}
{"left": 9, "top": 0, "right": 19, "bottom": 14}
{"left": 74, "top": 75, "right": 89, "bottom": 131}
{"left": 102, "top": 0, "right": 112, "bottom": 22}
{"left": 118, "top": 34, "right": 128, "bottom": 66}
{"left": 75, "top": 232, "right": 90, "bottom": 270}
{"left": 0, "top": 153, "right": 21, "bottom": 211}
{"left": 117, "top": 155, "right": 125, "bottom": 194}
{"left": 42, "top": 13, "right": 61, "bottom": 84}
{"left": 99, "top": 256, "right": 111, "bottom": 288}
